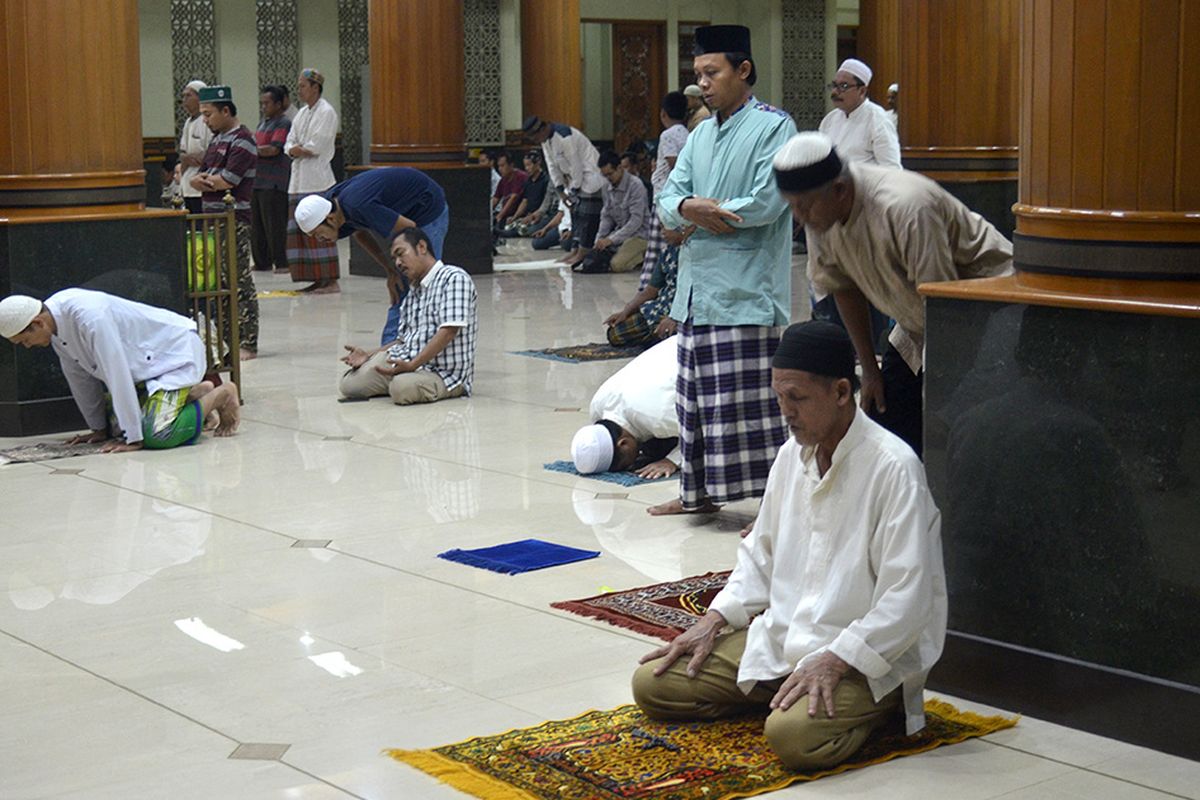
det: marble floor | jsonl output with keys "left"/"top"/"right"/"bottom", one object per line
{"left": 2, "top": 246, "right": 1197, "bottom": 799}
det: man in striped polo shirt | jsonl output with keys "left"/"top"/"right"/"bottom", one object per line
{"left": 192, "top": 85, "right": 260, "bottom": 361}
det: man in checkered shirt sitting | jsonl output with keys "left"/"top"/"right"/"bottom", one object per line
{"left": 338, "top": 228, "right": 477, "bottom": 406}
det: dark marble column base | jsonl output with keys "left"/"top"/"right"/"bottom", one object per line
{"left": 929, "top": 631, "right": 1200, "bottom": 761}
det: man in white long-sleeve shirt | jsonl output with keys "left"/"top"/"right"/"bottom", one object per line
{"left": 632, "top": 320, "right": 946, "bottom": 771}
{"left": 0, "top": 290, "right": 240, "bottom": 452}
{"left": 818, "top": 59, "right": 900, "bottom": 169}
{"left": 523, "top": 115, "right": 604, "bottom": 267}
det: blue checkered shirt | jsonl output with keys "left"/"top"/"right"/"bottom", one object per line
{"left": 386, "top": 261, "right": 478, "bottom": 394}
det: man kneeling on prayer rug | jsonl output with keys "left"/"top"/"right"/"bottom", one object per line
{"left": 631, "top": 320, "right": 947, "bottom": 771}
{"left": 1, "top": 289, "right": 239, "bottom": 452}
{"left": 339, "top": 227, "right": 477, "bottom": 406}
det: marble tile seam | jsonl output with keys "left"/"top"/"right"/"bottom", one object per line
{"left": 984, "top": 740, "right": 1194, "bottom": 799}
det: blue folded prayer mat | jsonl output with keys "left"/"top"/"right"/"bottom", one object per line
{"left": 437, "top": 539, "right": 601, "bottom": 575}
{"left": 543, "top": 459, "right": 672, "bottom": 486}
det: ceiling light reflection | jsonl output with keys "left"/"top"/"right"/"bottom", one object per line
{"left": 174, "top": 617, "right": 245, "bottom": 652}
{"left": 308, "top": 651, "right": 363, "bottom": 678}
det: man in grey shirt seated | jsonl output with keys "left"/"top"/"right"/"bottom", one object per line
{"left": 577, "top": 150, "right": 649, "bottom": 274}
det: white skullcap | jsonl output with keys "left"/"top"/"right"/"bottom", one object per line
{"left": 185, "top": 80, "right": 208, "bottom": 93}
{"left": 683, "top": 84, "right": 703, "bottom": 98}
{"left": 295, "top": 195, "right": 334, "bottom": 234}
{"left": 837, "top": 58, "right": 873, "bottom": 86}
{"left": 0, "top": 295, "right": 42, "bottom": 338}
{"left": 888, "top": 83, "right": 899, "bottom": 93}
{"left": 571, "top": 424, "right": 614, "bottom": 474}
{"left": 773, "top": 132, "right": 841, "bottom": 193}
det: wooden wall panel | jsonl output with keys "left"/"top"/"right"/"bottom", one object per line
{"left": 1179, "top": 0, "right": 1200, "bottom": 208}
{"left": 521, "top": 0, "right": 582, "bottom": 131}
{"left": 0, "top": 0, "right": 144, "bottom": 208}
{"left": 1137, "top": 0, "right": 1180, "bottom": 209}
{"left": 1101, "top": 0, "right": 1140, "bottom": 209}
{"left": 1070, "top": 0, "right": 1106, "bottom": 207}
{"left": 856, "top": 0, "right": 900, "bottom": 108}
{"left": 369, "top": 0, "right": 465, "bottom": 161}
{"left": 1046, "top": 0, "right": 1074, "bottom": 209}
{"left": 898, "top": 0, "right": 1018, "bottom": 150}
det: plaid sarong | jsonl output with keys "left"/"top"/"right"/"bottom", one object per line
{"left": 286, "top": 193, "right": 340, "bottom": 281}
{"left": 638, "top": 209, "right": 666, "bottom": 289}
{"left": 676, "top": 321, "right": 786, "bottom": 509}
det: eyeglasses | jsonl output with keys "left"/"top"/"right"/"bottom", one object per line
{"left": 827, "top": 81, "right": 864, "bottom": 92}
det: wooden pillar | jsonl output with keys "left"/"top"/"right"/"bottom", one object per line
{"left": 0, "top": 0, "right": 146, "bottom": 213}
{"left": 368, "top": 0, "right": 465, "bottom": 164}
{"left": 520, "top": 0, "right": 582, "bottom": 130}
{"left": 893, "top": 0, "right": 1020, "bottom": 237}
{"left": 856, "top": 0, "right": 900, "bottom": 109}
{"left": 1015, "top": 0, "right": 1200, "bottom": 278}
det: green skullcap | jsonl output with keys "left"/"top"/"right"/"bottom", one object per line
{"left": 198, "top": 85, "right": 233, "bottom": 103}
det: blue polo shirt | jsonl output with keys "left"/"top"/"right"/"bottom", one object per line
{"left": 327, "top": 167, "right": 447, "bottom": 239}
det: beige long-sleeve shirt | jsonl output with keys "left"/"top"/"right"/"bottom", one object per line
{"left": 709, "top": 410, "right": 947, "bottom": 736}
{"left": 807, "top": 163, "right": 1013, "bottom": 372}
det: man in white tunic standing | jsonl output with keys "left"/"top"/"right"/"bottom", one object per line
{"left": 632, "top": 320, "right": 946, "bottom": 771}
{"left": 177, "top": 79, "right": 213, "bottom": 215}
{"left": 284, "top": 68, "right": 341, "bottom": 293}
{"left": 818, "top": 59, "right": 900, "bottom": 169}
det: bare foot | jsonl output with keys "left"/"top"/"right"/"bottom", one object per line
{"left": 647, "top": 498, "right": 722, "bottom": 516}
{"left": 274, "top": 267, "right": 290, "bottom": 274}
{"left": 239, "top": 348, "right": 257, "bottom": 361}
{"left": 299, "top": 281, "right": 322, "bottom": 292}
{"left": 213, "top": 382, "right": 240, "bottom": 437}
{"left": 739, "top": 521, "right": 755, "bottom": 538}
{"left": 311, "top": 280, "right": 340, "bottom": 294}
{"left": 187, "top": 381, "right": 220, "bottom": 430}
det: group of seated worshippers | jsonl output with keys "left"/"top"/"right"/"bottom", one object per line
{"left": 0, "top": 289, "right": 241, "bottom": 453}
{"left": 573, "top": 149, "right": 650, "bottom": 274}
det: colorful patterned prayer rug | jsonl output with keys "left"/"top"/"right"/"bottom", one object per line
{"left": 0, "top": 441, "right": 106, "bottom": 465}
{"left": 512, "top": 342, "right": 647, "bottom": 363}
{"left": 387, "top": 699, "right": 1018, "bottom": 800}
{"left": 552, "top": 572, "right": 731, "bottom": 641}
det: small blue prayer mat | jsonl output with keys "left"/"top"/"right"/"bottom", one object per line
{"left": 544, "top": 459, "right": 672, "bottom": 486}
{"left": 437, "top": 539, "right": 601, "bottom": 575}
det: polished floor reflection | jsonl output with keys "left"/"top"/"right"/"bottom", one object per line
{"left": 1, "top": 260, "right": 1196, "bottom": 799}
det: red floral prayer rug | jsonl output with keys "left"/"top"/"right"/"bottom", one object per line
{"left": 551, "top": 571, "right": 731, "bottom": 641}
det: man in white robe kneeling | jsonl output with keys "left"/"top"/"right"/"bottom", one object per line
{"left": 631, "top": 320, "right": 947, "bottom": 771}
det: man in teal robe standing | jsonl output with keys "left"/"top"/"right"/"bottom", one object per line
{"left": 651, "top": 25, "right": 797, "bottom": 515}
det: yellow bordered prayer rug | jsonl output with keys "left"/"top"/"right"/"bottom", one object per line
{"left": 386, "top": 699, "right": 1017, "bottom": 800}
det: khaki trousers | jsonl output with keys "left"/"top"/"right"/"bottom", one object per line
{"left": 609, "top": 236, "right": 648, "bottom": 273}
{"left": 339, "top": 350, "right": 465, "bottom": 405}
{"left": 631, "top": 629, "right": 902, "bottom": 771}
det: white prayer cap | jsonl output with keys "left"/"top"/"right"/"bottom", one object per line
{"left": 888, "top": 83, "right": 899, "bottom": 94}
{"left": 0, "top": 295, "right": 42, "bottom": 338}
{"left": 571, "top": 424, "right": 614, "bottom": 474}
{"left": 295, "top": 195, "right": 334, "bottom": 234}
{"left": 184, "top": 80, "right": 207, "bottom": 93}
{"left": 837, "top": 58, "right": 873, "bottom": 86}
{"left": 683, "top": 84, "right": 703, "bottom": 98}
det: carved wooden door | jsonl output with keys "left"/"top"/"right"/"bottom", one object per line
{"left": 611, "top": 22, "right": 666, "bottom": 154}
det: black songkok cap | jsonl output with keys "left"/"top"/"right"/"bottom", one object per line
{"left": 693, "top": 25, "right": 752, "bottom": 56}
{"left": 772, "top": 321, "right": 856, "bottom": 380}
{"left": 521, "top": 115, "right": 544, "bottom": 134}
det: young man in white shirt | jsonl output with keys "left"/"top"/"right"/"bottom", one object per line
{"left": 177, "top": 80, "right": 213, "bottom": 215}
{"left": 632, "top": 320, "right": 946, "bottom": 772}
{"left": 1, "top": 290, "right": 240, "bottom": 452}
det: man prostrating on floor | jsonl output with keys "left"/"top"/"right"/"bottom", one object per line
{"left": 632, "top": 321, "right": 946, "bottom": 771}
{"left": 338, "top": 227, "right": 477, "bottom": 406}
{"left": 1, "top": 289, "right": 239, "bottom": 452}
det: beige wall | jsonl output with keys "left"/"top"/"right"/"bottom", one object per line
{"left": 139, "top": 0, "right": 175, "bottom": 137}
{"left": 138, "top": 0, "right": 343, "bottom": 138}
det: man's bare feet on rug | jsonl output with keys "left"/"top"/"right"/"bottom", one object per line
{"left": 311, "top": 279, "right": 340, "bottom": 294}
{"left": 188, "top": 381, "right": 220, "bottom": 430}
{"left": 239, "top": 348, "right": 257, "bottom": 361}
{"left": 647, "top": 498, "right": 722, "bottom": 516}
